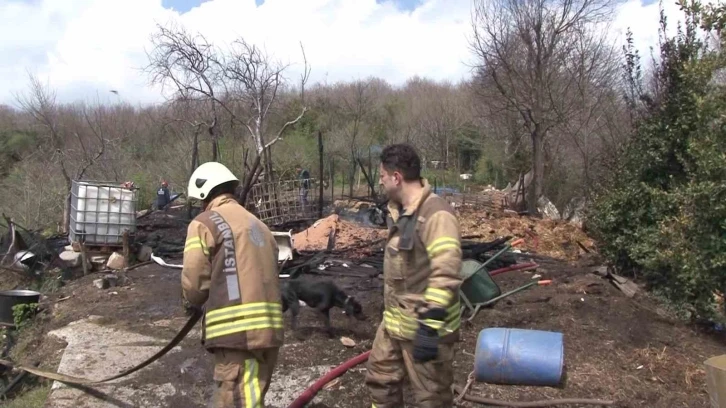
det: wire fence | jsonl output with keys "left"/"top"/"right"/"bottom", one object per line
{"left": 245, "top": 178, "right": 321, "bottom": 226}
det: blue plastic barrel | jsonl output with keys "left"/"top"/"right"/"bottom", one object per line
{"left": 474, "top": 328, "right": 564, "bottom": 386}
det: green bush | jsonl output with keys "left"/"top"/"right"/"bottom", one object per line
{"left": 12, "top": 303, "right": 39, "bottom": 330}
{"left": 589, "top": 1, "right": 726, "bottom": 319}
{"left": 474, "top": 156, "right": 505, "bottom": 188}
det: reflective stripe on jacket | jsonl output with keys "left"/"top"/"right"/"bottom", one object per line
{"left": 382, "top": 179, "right": 463, "bottom": 342}
{"left": 181, "top": 194, "right": 284, "bottom": 350}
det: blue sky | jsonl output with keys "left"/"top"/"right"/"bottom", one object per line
{"left": 162, "top": 0, "right": 423, "bottom": 13}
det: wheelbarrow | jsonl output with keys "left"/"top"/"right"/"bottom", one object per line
{"left": 459, "top": 238, "right": 544, "bottom": 321}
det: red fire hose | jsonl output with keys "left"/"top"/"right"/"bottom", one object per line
{"left": 287, "top": 350, "right": 371, "bottom": 408}
{"left": 489, "top": 262, "right": 539, "bottom": 277}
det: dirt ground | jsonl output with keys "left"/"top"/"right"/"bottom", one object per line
{"left": 3, "top": 208, "right": 724, "bottom": 407}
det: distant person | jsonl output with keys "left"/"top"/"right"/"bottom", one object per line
{"left": 181, "top": 162, "right": 283, "bottom": 408}
{"left": 155, "top": 181, "right": 171, "bottom": 211}
{"left": 297, "top": 166, "right": 311, "bottom": 207}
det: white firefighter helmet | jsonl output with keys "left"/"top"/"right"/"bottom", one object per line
{"left": 187, "top": 162, "right": 239, "bottom": 200}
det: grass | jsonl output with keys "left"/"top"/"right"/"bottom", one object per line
{"left": 3, "top": 384, "right": 50, "bottom": 408}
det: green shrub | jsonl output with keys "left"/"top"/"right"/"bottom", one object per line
{"left": 589, "top": 1, "right": 726, "bottom": 319}
{"left": 12, "top": 303, "right": 39, "bottom": 330}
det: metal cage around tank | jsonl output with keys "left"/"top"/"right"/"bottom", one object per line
{"left": 69, "top": 180, "right": 138, "bottom": 246}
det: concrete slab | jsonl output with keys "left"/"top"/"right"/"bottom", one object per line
{"left": 45, "top": 316, "right": 180, "bottom": 408}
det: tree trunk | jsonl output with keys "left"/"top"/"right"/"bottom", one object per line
{"left": 368, "top": 147, "right": 373, "bottom": 197}
{"left": 61, "top": 173, "right": 73, "bottom": 235}
{"left": 528, "top": 126, "right": 545, "bottom": 216}
{"left": 318, "top": 130, "right": 324, "bottom": 219}
{"left": 63, "top": 192, "right": 71, "bottom": 235}
{"left": 209, "top": 122, "right": 219, "bottom": 162}
{"left": 238, "top": 154, "right": 263, "bottom": 205}
{"left": 348, "top": 160, "right": 355, "bottom": 198}
{"left": 330, "top": 158, "right": 335, "bottom": 204}
{"left": 263, "top": 147, "right": 274, "bottom": 183}
{"left": 187, "top": 131, "right": 199, "bottom": 220}
{"left": 192, "top": 131, "right": 199, "bottom": 171}
{"left": 356, "top": 166, "right": 362, "bottom": 193}
{"left": 445, "top": 133, "right": 450, "bottom": 170}
{"left": 583, "top": 153, "right": 592, "bottom": 201}
{"left": 357, "top": 158, "right": 377, "bottom": 200}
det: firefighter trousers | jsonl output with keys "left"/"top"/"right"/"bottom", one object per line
{"left": 365, "top": 322, "right": 455, "bottom": 408}
{"left": 210, "top": 347, "right": 279, "bottom": 408}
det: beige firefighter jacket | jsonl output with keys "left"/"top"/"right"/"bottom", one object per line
{"left": 383, "top": 179, "right": 463, "bottom": 343}
{"left": 181, "top": 194, "right": 284, "bottom": 351}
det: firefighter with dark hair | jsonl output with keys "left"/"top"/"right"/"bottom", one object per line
{"left": 366, "top": 144, "right": 463, "bottom": 408}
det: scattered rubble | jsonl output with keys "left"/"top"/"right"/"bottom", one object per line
{"left": 104, "top": 274, "right": 119, "bottom": 287}
{"left": 293, "top": 214, "right": 386, "bottom": 254}
{"left": 537, "top": 196, "right": 561, "bottom": 220}
{"left": 293, "top": 214, "right": 338, "bottom": 251}
{"left": 93, "top": 278, "right": 109, "bottom": 290}
{"left": 106, "top": 252, "right": 126, "bottom": 270}
{"left": 59, "top": 251, "right": 83, "bottom": 268}
{"left": 90, "top": 255, "right": 109, "bottom": 270}
{"left": 458, "top": 209, "right": 595, "bottom": 261}
{"left": 591, "top": 266, "right": 640, "bottom": 298}
{"left": 92, "top": 273, "right": 125, "bottom": 290}
{"left": 562, "top": 197, "right": 586, "bottom": 227}
{"left": 323, "top": 377, "right": 342, "bottom": 390}
{"left": 137, "top": 245, "right": 153, "bottom": 262}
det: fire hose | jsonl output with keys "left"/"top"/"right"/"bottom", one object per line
{"left": 0, "top": 309, "right": 202, "bottom": 385}
{"left": 287, "top": 350, "right": 371, "bottom": 408}
{"left": 488, "top": 262, "right": 539, "bottom": 277}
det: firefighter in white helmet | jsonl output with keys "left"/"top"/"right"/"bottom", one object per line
{"left": 181, "top": 162, "right": 283, "bottom": 408}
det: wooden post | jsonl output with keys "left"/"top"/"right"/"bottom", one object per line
{"left": 80, "top": 243, "right": 89, "bottom": 276}
{"left": 122, "top": 230, "right": 130, "bottom": 268}
{"left": 318, "top": 130, "right": 324, "bottom": 219}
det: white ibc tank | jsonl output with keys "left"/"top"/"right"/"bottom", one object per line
{"left": 70, "top": 181, "right": 138, "bottom": 246}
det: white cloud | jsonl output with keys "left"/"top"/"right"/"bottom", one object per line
{"left": 612, "top": 0, "right": 686, "bottom": 57}
{"left": 0, "top": 0, "right": 687, "bottom": 106}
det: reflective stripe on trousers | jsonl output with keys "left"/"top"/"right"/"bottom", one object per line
{"left": 242, "top": 359, "right": 262, "bottom": 408}
{"left": 212, "top": 348, "right": 279, "bottom": 408}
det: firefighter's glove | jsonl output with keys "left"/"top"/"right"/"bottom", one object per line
{"left": 413, "top": 307, "right": 446, "bottom": 363}
{"left": 182, "top": 298, "right": 202, "bottom": 317}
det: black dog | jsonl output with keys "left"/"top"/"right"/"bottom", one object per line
{"left": 281, "top": 279, "right": 365, "bottom": 337}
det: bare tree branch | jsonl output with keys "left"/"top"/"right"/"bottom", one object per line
{"left": 470, "top": 0, "right": 616, "bottom": 213}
